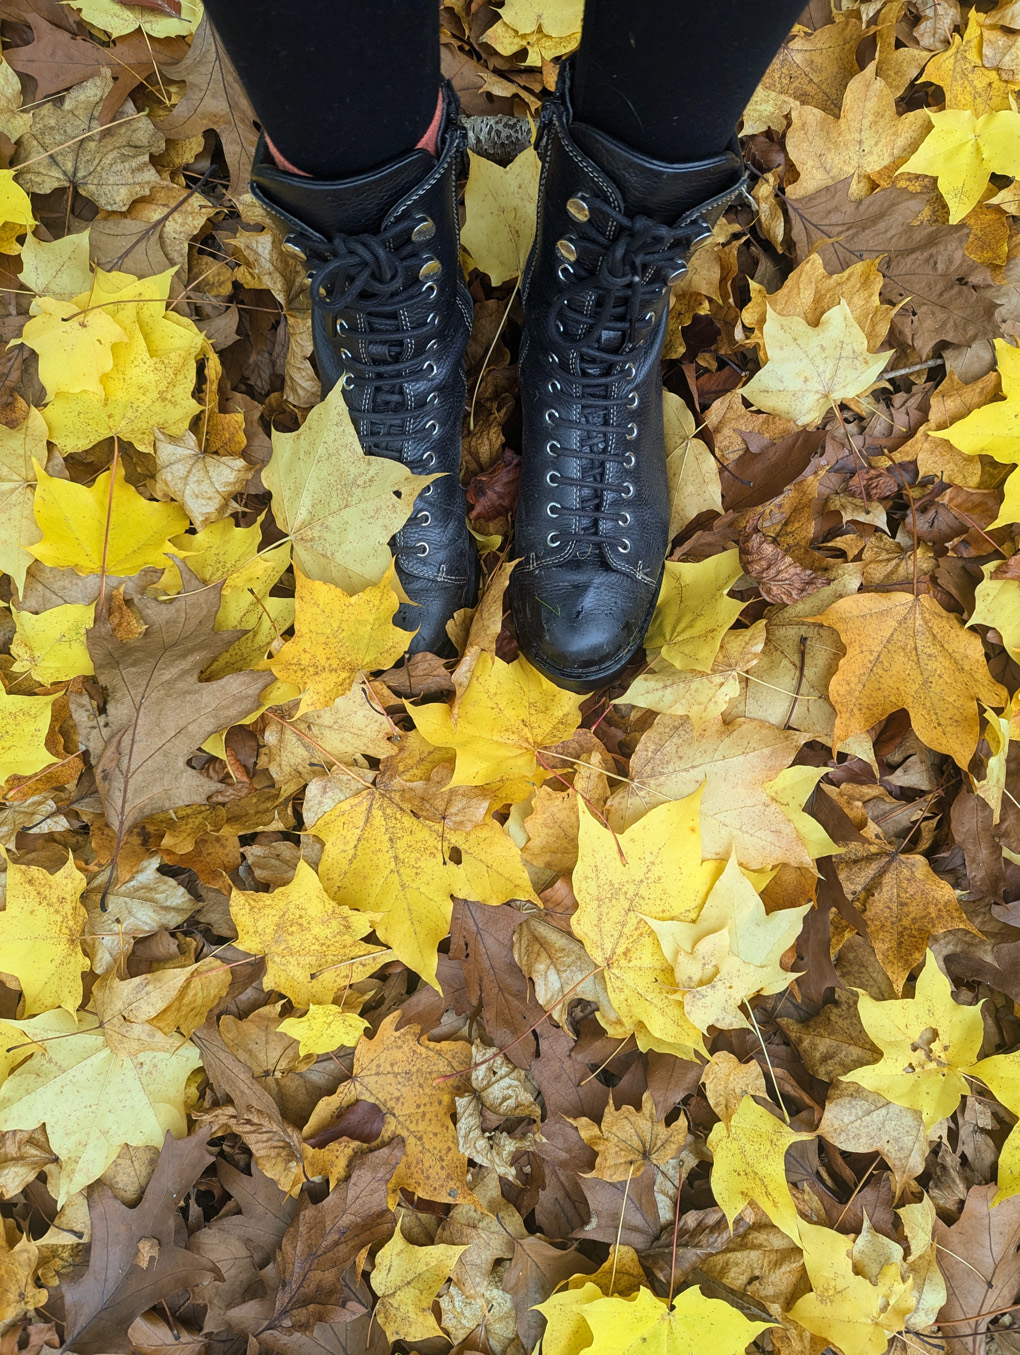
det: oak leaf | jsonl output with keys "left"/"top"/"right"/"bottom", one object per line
{"left": 72, "top": 561, "right": 271, "bottom": 839}
{"left": 809, "top": 590, "right": 1007, "bottom": 769}
{"left": 0, "top": 849, "right": 87, "bottom": 1015}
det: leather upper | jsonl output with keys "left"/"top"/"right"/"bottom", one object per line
{"left": 249, "top": 83, "right": 477, "bottom": 653}
{"left": 510, "top": 60, "right": 750, "bottom": 688}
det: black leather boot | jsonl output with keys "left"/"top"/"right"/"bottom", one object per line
{"left": 250, "top": 82, "right": 478, "bottom": 656}
{"left": 510, "top": 62, "right": 751, "bottom": 691}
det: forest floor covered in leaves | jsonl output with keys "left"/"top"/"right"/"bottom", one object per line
{"left": 5, "top": 0, "right": 1020, "bottom": 1352}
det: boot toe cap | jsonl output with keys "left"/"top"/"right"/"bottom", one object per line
{"left": 511, "top": 568, "right": 657, "bottom": 690}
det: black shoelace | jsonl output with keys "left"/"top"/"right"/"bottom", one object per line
{"left": 305, "top": 221, "right": 441, "bottom": 463}
{"left": 543, "top": 199, "right": 694, "bottom": 550}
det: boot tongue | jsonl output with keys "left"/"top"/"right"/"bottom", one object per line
{"left": 251, "top": 144, "right": 437, "bottom": 240}
{"left": 570, "top": 122, "right": 745, "bottom": 224}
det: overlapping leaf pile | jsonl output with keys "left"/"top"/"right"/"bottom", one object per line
{"left": 4, "top": 0, "right": 1020, "bottom": 1352}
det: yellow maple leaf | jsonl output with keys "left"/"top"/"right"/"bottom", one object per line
{"left": 17, "top": 265, "right": 203, "bottom": 453}
{"left": 570, "top": 1090, "right": 688, "bottom": 1182}
{"left": 786, "top": 64, "right": 929, "bottom": 201}
{"left": 303, "top": 1012, "right": 477, "bottom": 1206}
{"left": 0, "top": 1232, "right": 46, "bottom": 1328}
{"left": 312, "top": 783, "right": 538, "bottom": 987}
{"left": 809, "top": 590, "right": 1007, "bottom": 769}
{"left": 409, "top": 650, "right": 583, "bottom": 787}
{"left": 64, "top": 0, "right": 200, "bottom": 37}
{"left": 10, "top": 601, "right": 95, "bottom": 685}
{"left": 370, "top": 1219, "right": 466, "bottom": 1345}
{"left": 30, "top": 459, "right": 188, "bottom": 576}
{"left": 277, "top": 1003, "right": 368, "bottom": 1056}
{"left": 0, "top": 169, "right": 35, "bottom": 253}
{"left": 923, "top": 10, "right": 1019, "bottom": 117}
{"left": 571, "top": 795, "right": 721, "bottom": 1058}
{"left": 789, "top": 1220, "right": 916, "bottom": 1355}
{"left": 0, "top": 1008, "right": 202, "bottom": 1206}
{"left": 230, "top": 858, "right": 387, "bottom": 1007}
{"left": 707, "top": 1092, "right": 813, "bottom": 1242}
{"left": 742, "top": 299, "right": 892, "bottom": 426}
{"left": 647, "top": 852, "right": 809, "bottom": 1034}
{"left": 0, "top": 406, "right": 47, "bottom": 593}
{"left": 270, "top": 565, "right": 414, "bottom": 714}
{"left": 483, "top": 0, "right": 582, "bottom": 65}
{"left": 642, "top": 549, "right": 745, "bottom": 673}
{"left": 0, "top": 850, "right": 87, "bottom": 1016}
{"left": 544, "top": 1283, "right": 773, "bottom": 1355}
{"left": 0, "top": 687, "right": 56, "bottom": 786}
{"left": 897, "top": 107, "right": 1020, "bottom": 223}
{"left": 263, "top": 381, "right": 435, "bottom": 594}
{"left": 461, "top": 146, "right": 541, "bottom": 285}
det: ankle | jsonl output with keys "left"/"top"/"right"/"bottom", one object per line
{"left": 265, "top": 134, "right": 312, "bottom": 177}
{"left": 415, "top": 90, "right": 443, "bottom": 157}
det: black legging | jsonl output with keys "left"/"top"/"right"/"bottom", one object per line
{"left": 203, "top": 0, "right": 806, "bottom": 179}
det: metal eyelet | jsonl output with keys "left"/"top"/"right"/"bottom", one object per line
{"left": 416, "top": 510, "right": 431, "bottom": 526}
{"left": 340, "top": 373, "right": 354, "bottom": 390}
{"left": 426, "top": 338, "right": 439, "bottom": 352}
{"left": 555, "top": 320, "right": 565, "bottom": 335}
{"left": 421, "top": 483, "right": 434, "bottom": 497}
{"left": 623, "top": 451, "right": 636, "bottom": 469}
{"left": 426, "top": 311, "right": 439, "bottom": 327}
{"left": 621, "top": 482, "right": 634, "bottom": 499}
{"left": 618, "top": 512, "right": 631, "bottom": 527}
{"left": 414, "top": 542, "right": 430, "bottom": 556}
{"left": 623, "top": 362, "right": 636, "bottom": 379}
{"left": 419, "top": 256, "right": 442, "bottom": 281}
{"left": 549, "top": 352, "right": 560, "bottom": 366}
{"left": 566, "top": 196, "right": 589, "bottom": 222}
{"left": 626, "top": 422, "right": 638, "bottom": 440}
{"left": 338, "top": 347, "right": 351, "bottom": 359}
{"left": 336, "top": 316, "right": 349, "bottom": 330}
{"left": 643, "top": 311, "right": 655, "bottom": 324}
{"left": 665, "top": 264, "right": 687, "bottom": 285}
{"left": 617, "top": 539, "right": 631, "bottom": 554}
{"left": 547, "top": 440, "right": 561, "bottom": 456}
{"left": 412, "top": 215, "right": 436, "bottom": 242}
{"left": 423, "top": 450, "right": 437, "bottom": 467}
{"left": 557, "top": 262, "right": 574, "bottom": 282}
{"left": 547, "top": 531, "right": 561, "bottom": 548}
{"left": 546, "top": 502, "right": 561, "bottom": 518}
{"left": 548, "top": 379, "right": 562, "bottom": 394}
{"left": 424, "top": 361, "right": 438, "bottom": 377}
{"left": 423, "top": 281, "right": 438, "bottom": 299}
{"left": 544, "top": 408, "right": 558, "bottom": 425}
{"left": 627, "top": 391, "right": 639, "bottom": 409}
{"left": 546, "top": 469, "right": 560, "bottom": 487}
{"left": 283, "top": 236, "right": 307, "bottom": 260}
{"left": 426, "top": 392, "right": 439, "bottom": 406}
{"left": 424, "top": 419, "right": 440, "bottom": 436}
{"left": 556, "top": 238, "right": 578, "bottom": 262}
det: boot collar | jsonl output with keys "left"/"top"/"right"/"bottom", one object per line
{"left": 249, "top": 81, "right": 464, "bottom": 242}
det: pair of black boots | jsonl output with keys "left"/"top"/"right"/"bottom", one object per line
{"left": 251, "top": 63, "right": 749, "bottom": 691}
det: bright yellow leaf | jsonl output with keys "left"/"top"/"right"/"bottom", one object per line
{"left": 10, "top": 601, "right": 95, "bottom": 684}
{"left": 30, "top": 460, "right": 188, "bottom": 577}
{"left": 569, "top": 1284, "right": 773, "bottom": 1355}
{"left": 460, "top": 146, "right": 541, "bottom": 285}
{"left": 707, "top": 1092, "right": 813, "bottom": 1241}
{"left": 931, "top": 337, "right": 1020, "bottom": 464}
{"left": 0, "top": 168, "right": 35, "bottom": 254}
{"left": 270, "top": 565, "right": 414, "bottom": 714}
{"left": 483, "top": 0, "right": 582, "bottom": 65}
{"left": 370, "top": 1219, "right": 465, "bottom": 1345}
{"left": 642, "top": 549, "right": 745, "bottom": 672}
{"left": 409, "top": 650, "right": 583, "bottom": 787}
{"left": 0, "top": 687, "right": 56, "bottom": 786}
{"left": 0, "top": 851, "right": 87, "bottom": 1016}
{"left": 571, "top": 796, "right": 722, "bottom": 1058}
{"left": 277, "top": 1004, "right": 368, "bottom": 1056}
{"left": 230, "top": 859, "right": 387, "bottom": 1007}
{"left": 897, "top": 107, "right": 1020, "bottom": 223}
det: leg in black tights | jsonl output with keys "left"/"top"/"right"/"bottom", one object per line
{"left": 202, "top": 0, "right": 440, "bottom": 178}
{"left": 571, "top": 0, "right": 807, "bottom": 162}
{"left": 205, "top": 0, "right": 804, "bottom": 176}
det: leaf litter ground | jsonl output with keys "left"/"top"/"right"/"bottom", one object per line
{"left": 4, "top": 1, "right": 1020, "bottom": 1353}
